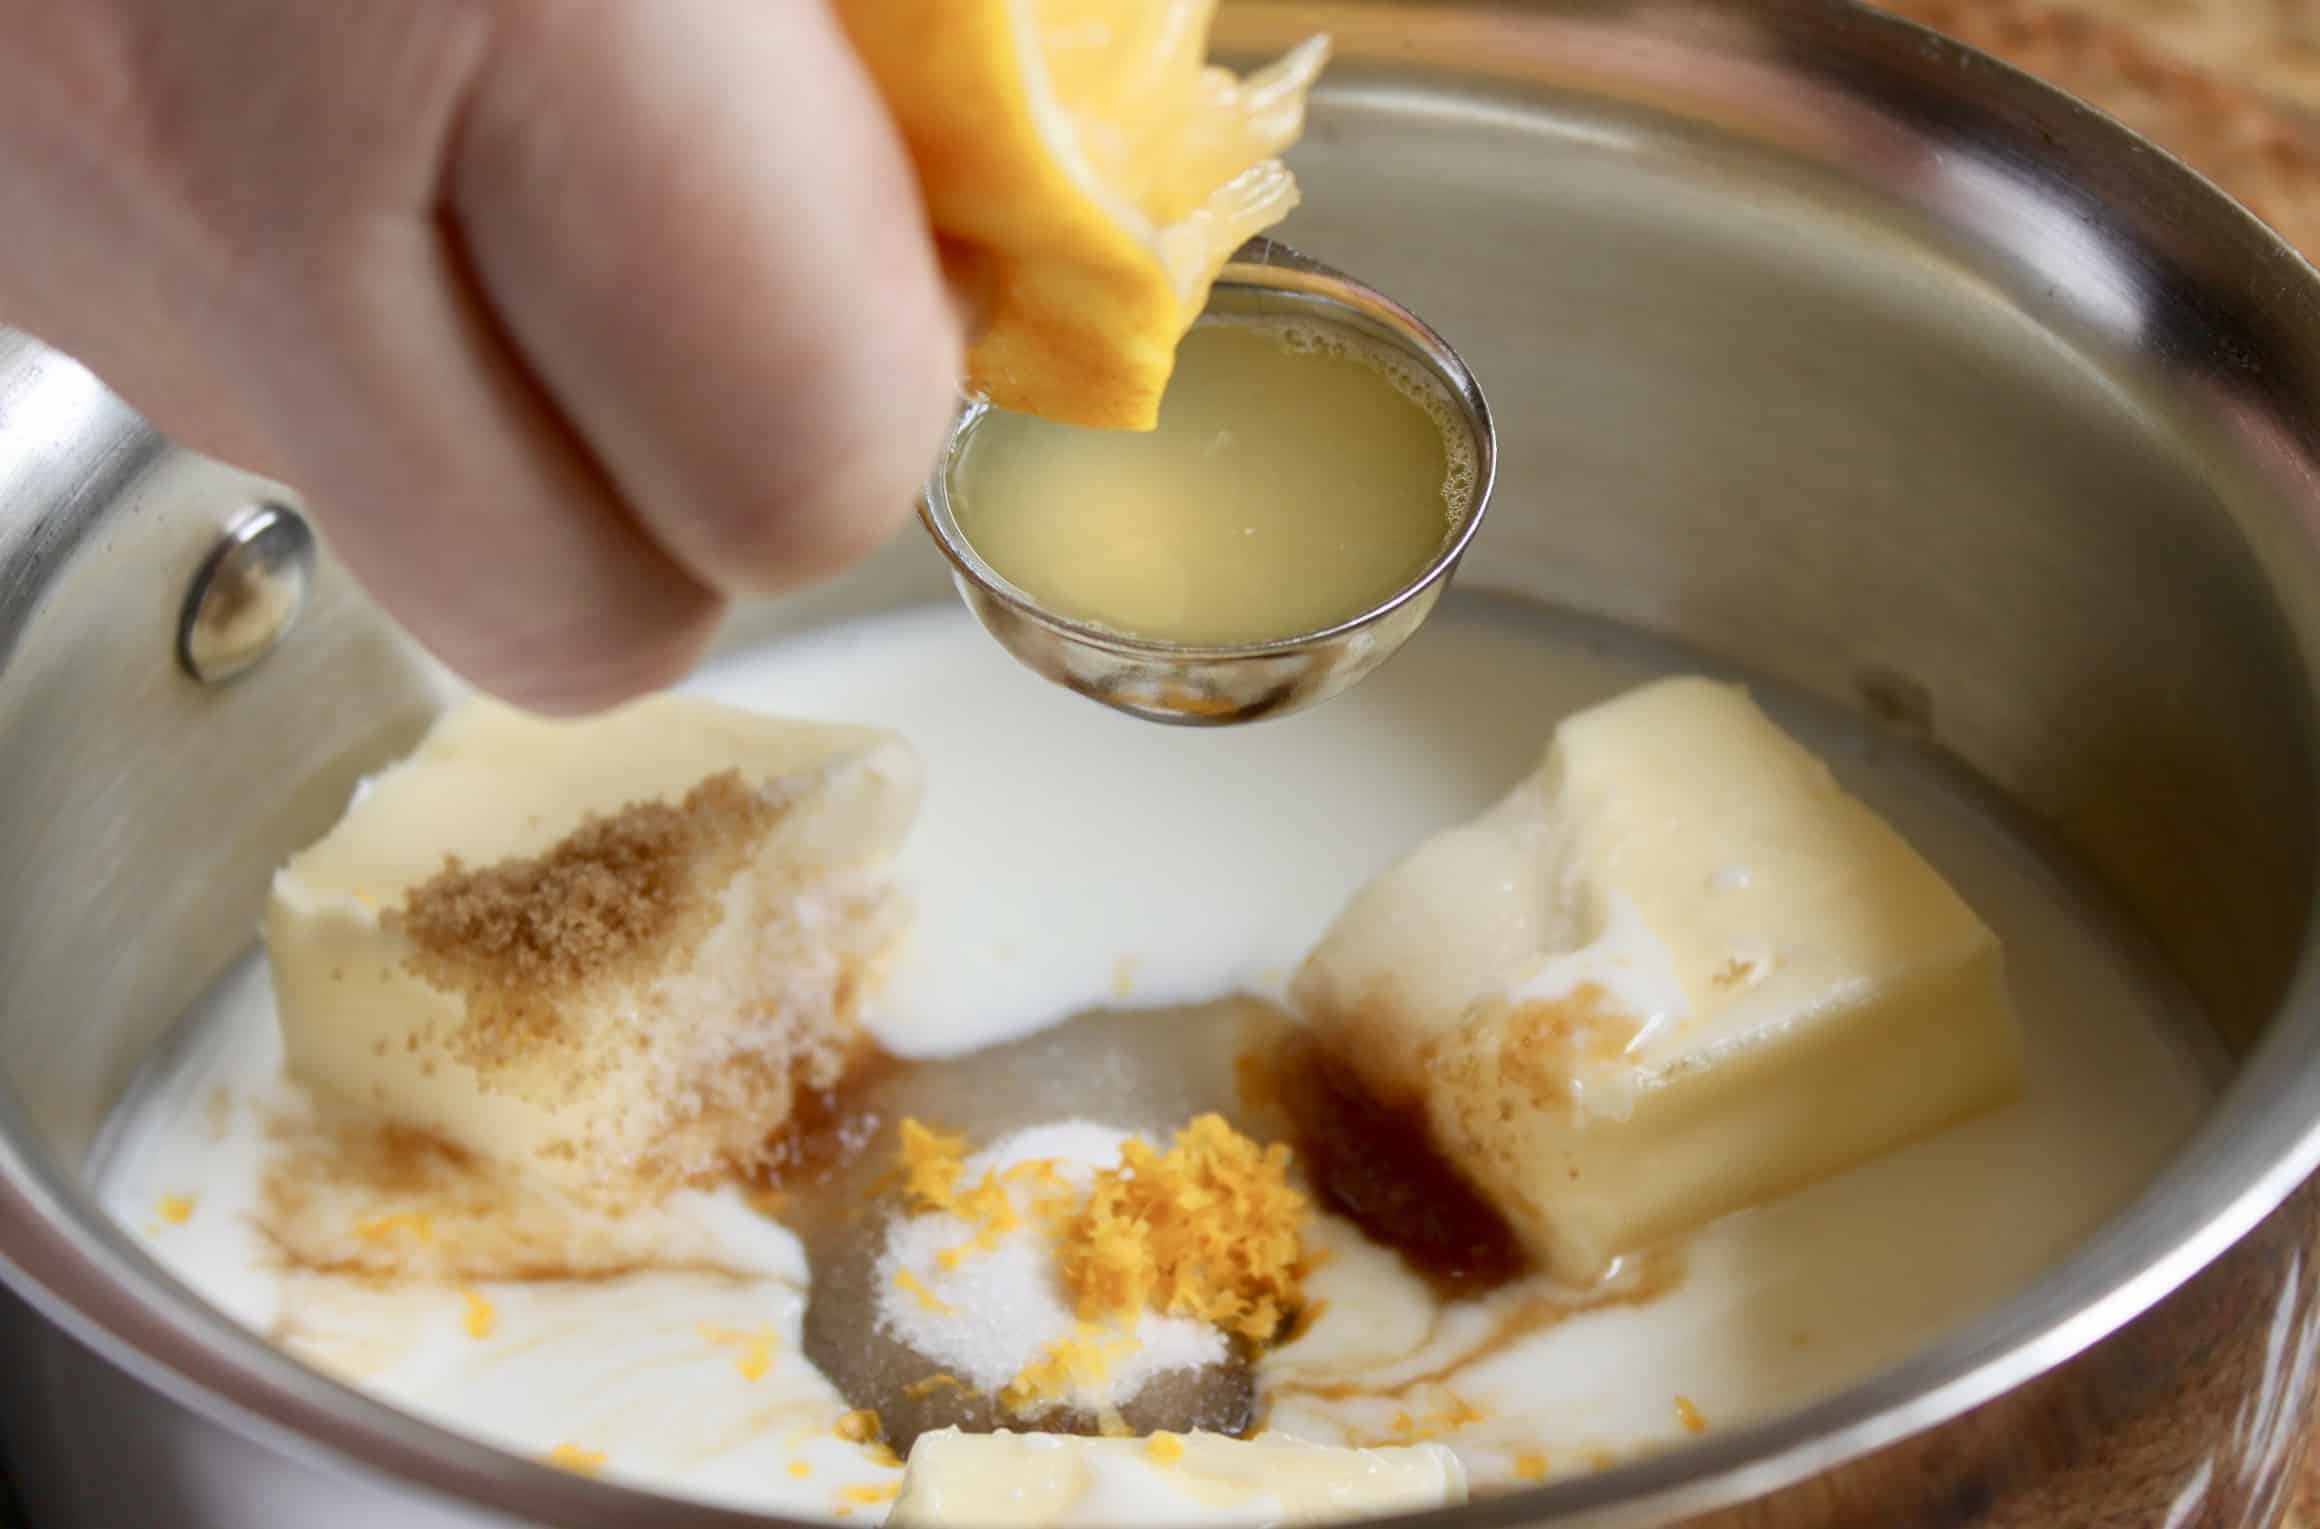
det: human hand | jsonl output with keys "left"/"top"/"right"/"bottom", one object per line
{"left": 0, "top": 0, "right": 965, "bottom": 712}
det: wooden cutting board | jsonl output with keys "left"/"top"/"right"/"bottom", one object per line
{"left": 1877, "top": 0, "right": 2320, "bottom": 110}
{"left": 1874, "top": 0, "right": 2320, "bottom": 255}
{"left": 1997, "top": 0, "right": 2320, "bottom": 108}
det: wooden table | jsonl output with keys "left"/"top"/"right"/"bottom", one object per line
{"left": 1874, "top": 0, "right": 2320, "bottom": 256}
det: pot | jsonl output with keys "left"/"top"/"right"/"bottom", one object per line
{"left": 5, "top": 0, "right": 2320, "bottom": 1524}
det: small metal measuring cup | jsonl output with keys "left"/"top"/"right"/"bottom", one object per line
{"left": 918, "top": 238, "right": 1496, "bottom": 727}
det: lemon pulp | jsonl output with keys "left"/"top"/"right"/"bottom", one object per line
{"left": 834, "top": 0, "right": 1327, "bottom": 427}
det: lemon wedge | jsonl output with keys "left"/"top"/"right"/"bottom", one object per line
{"left": 836, "top": 2, "right": 1330, "bottom": 429}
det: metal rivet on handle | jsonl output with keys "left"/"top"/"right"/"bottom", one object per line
{"left": 177, "top": 503, "right": 315, "bottom": 684}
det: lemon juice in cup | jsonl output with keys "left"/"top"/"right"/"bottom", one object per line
{"left": 846, "top": 2, "right": 1490, "bottom": 714}
{"left": 946, "top": 317, "right": 1479, "bottom": 646}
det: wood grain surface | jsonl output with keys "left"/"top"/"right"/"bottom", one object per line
{"left": 1874, "top": 0, "right": 2320, "bottom": 254}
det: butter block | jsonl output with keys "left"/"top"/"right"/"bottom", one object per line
{"left": 888, "top": 1430, "right": 1467, "bottom": 1527}
{"left": 266, "top": 694, "right": 921, "bottom": 1202}
{"left": 1293, "top": 677, "right": 2024, "bottom": 1281}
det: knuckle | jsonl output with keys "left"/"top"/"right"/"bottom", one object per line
{"left": 465, "top": 586, "right": 724, "bottom": 716}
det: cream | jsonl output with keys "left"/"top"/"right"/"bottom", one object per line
{"left": 94, "top": 602, "right": 2216, "bottom": 1518}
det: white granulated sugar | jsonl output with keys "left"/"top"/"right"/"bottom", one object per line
{"left": 872, "top": 1121, "right": 1225, "bottom": 1406}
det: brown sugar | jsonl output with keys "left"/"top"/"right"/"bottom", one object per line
{"left": 393, "top": 771, "right": 780, "bottom": 1075}
{"left": 1498, "top": 984, "right": 1641, "bottom": 1108}
{"left": 267, "top": 698, "right": 919, "bottom": 1209}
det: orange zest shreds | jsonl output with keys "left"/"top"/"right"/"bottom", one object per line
{"left": 542, "top": 1443, "right": 606, "bottom": 1475}
{"left": 353, "top": 1209, "right": 433, "bottom": 1244}
{"left": 835, "top": 1409, "right": 884, "bottom": 1444}
{"left": 1512, "top": 1451, "right": 1549, "bottom": 1482}
{"left": 1056, "top": 1113, "right": 1308, "bottom": 1342}
{"left": 841, "top": 1482, "right": 902, "bottom": 1506}
{"left": 894, "top": 1266, "right": 957, "bottom": 1316}
{"left": 1146, "top": 1432, "right": 1187, "bottom": 1465}
{"left": 866, "top": 1441, "right": 905, "bottom": 1469}
{"left": 1674, "top": 1395, "right": 1707, "bottom": 1434}
{"left": 1386, "top": 1394, "right": 1486, "bottom": 1442}
{"left": 937, "top": 1185, "right": 1018, "bottom": 1265}
{"left": 904, "top": 1372, "right": 964, "bottom": 1398}
{"left": 893, "top": 1115, "right": 1312, "bottom": 1368}
{"left": 898, "top": 1120, "right": 1029, "bottom": 1268}
{"left": 954, "top": 1170, "right": 1021, "bottom": 1249}
{"left": 1443, "top": 1395, "right": 1487, "bottom": 1428}
{"left": 898, "top": 1120, "right": 968, "bottom": 1211}
{"left": 1027, "top": 1184, "right": 1080, "bottom": 1230}
{"left": 1004, "top": 1159, "right": 1083, "bottom": 1227}
{"left": 736, "top": 1335, "right": 777, "bottom": 1381}
{"left": 699, "top": 1323, "right": 779, "bottom": 1380}
{"left": 461, "top": 1289, "right": 497, "bottom": 1339}
{"left": 787, "top": 1460, "right": 813, "bottom": 1479}
{"left": 1000, "top": 1323, "right": 1138, "bottom": 1414}
{"left": 155, "top": 1194, "right": 197, "bottom": 1225}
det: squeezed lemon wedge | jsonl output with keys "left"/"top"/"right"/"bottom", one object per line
{"left": 836, "top": 1, "right": 1330, "bottom": 429}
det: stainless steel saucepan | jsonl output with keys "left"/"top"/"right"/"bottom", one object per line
{"left": 5, "top": 1, "right": 2320, "bottom": 1524}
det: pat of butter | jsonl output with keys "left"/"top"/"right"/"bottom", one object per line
{"left": 888, "top": 1430, "right": 1467, "bottom": 1527}
{"left": 1294, "top": 676, "right": 2024, "bottom": 1281}
{"left": 265, "top": 694, "right": 920, "bottom": 1201}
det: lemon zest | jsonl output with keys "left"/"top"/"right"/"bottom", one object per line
{"left": 1059, "top": 1113, "right": 1308, "bottom": 1342}
{"left": 903, "top": 1372, "right": 964, "bottom": 1398}
{"left": 352, "top": 1210, "right": 433, "bottom": 1244}
{"left": 999, "top": 1322, "right": 1139, "bottom": 1414}
{"left": 897, "top": 1120, "right": 968, "bottom": 1211}
{"left": 698, "top": 1323, "right": 779, "bottom": 1380}
{"left": 542, "top": 1443, "right": 605, "bottom": 1475}
{"left": 894, "top": 1266, "right": 957, "bottom": 1316}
